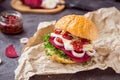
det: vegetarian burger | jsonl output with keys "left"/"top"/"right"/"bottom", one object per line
{"left": 44, "top": 15, "right": 98, "bottom": 64}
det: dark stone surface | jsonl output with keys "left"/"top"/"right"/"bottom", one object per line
{"left": 0, "top": 0, "right": 120, "bottom": 80}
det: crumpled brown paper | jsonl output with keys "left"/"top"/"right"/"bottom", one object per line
{"left": 15, "top": 7, "right": 120, "bottom": 80}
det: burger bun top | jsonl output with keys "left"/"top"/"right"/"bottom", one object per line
{"left": 55, "top": 15, "right": 98, "bottom": 41}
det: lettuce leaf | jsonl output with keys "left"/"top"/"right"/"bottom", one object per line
{"left": 43, "top": 34, "right": 67, "bottom": 58}
{"left": 43, "top": 34, "right": 91, "bottom": 65}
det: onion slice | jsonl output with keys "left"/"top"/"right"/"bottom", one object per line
{"left": 54, "top": 37, "right": 63, "bottom": 46}
{"left": 72, "top": 50, "right": 85, "bottom": 58}
{"left": 86, "top": 49, "right": 96, "bottom": 56}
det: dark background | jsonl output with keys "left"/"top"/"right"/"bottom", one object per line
{"left": 0, "top": 0, "right": 120, "bottom": 80}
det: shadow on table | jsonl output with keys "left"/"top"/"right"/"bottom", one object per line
{"left": 0, "top": 0, "right": 5, "bottom": 12}
{"left": 30, "top": 68, "right": 120, "bottom": 80}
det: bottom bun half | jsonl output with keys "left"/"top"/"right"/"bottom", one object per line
{"left": 45, "top": 48, "right": 75, "bottom": 64}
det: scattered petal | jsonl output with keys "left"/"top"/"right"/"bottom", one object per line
{"left": 5, "top": 44, "right": 18, "bottom": 58}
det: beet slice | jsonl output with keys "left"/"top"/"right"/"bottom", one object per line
{"left": 24, "top": 0, "right": 31, "bottom": 6}
{"left": 22, "top": 0, "right": 42, "bottom": 8}
{"left": 30, "top": 0, "right": 42, "bottom": 8}
{"left": 5, "top": 44, "right": 18, "bottom": 58}
{"left": 49, "top": 36, "right": 91, "bottom": 63}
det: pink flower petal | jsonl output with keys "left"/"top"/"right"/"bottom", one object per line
{"left": 5, "top": 44, "right": 19, "bottom": 58}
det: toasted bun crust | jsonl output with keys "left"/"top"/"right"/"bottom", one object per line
{"left": 51, "top": 53, "right": 75, "bottom": 64}
{"left": 55, "top": 15, "right": 98, "bottom": 41}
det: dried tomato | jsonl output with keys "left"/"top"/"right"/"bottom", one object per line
{"left": 72, "top": 40, "right": 83, "bottom": 52}
{"left": 62, "top": 31, "right": 73, "bottom": 40}
{"left": 81, "top": 38, "right": 91, "bottom": 44}
{"left": 54, "top": 29, "right": 62, "bottom": 34}
{"left": 56, "top": 37, "right": 63, "bottom": 44}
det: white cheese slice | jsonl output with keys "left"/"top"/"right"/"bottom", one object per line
{"left": 51, "top": 33, "right": 74, "bottom": 50}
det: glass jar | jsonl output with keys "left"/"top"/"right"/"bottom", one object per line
{"left": 0, "top": 10, "right": 23, "bottom": 34}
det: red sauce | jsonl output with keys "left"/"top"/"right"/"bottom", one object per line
{"left": 0, "top": 11, "right": 23, "bottom": 34}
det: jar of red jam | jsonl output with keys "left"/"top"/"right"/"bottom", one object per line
{"left": 0, "top": 10, "right": 23, "bottom": 34}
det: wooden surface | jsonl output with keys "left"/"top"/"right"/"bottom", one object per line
{"left": 11, "top": 0, "right": 65, "bottom": 14}
{"left": 0, "top": 0, "right": 120, "bottom": 80}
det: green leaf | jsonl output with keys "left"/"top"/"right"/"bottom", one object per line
{"left": 43, "top": 34, "right": 91, "bottom": 64}
{"left": 43, "top": 34, "right": 68, "bottom": 59}
{"left": 43, "top": 34, "right": 50, "bottom": 42}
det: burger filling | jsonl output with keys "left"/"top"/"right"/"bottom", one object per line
{"left": 44, "top": 29, "right": 96, "bottom": 63}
